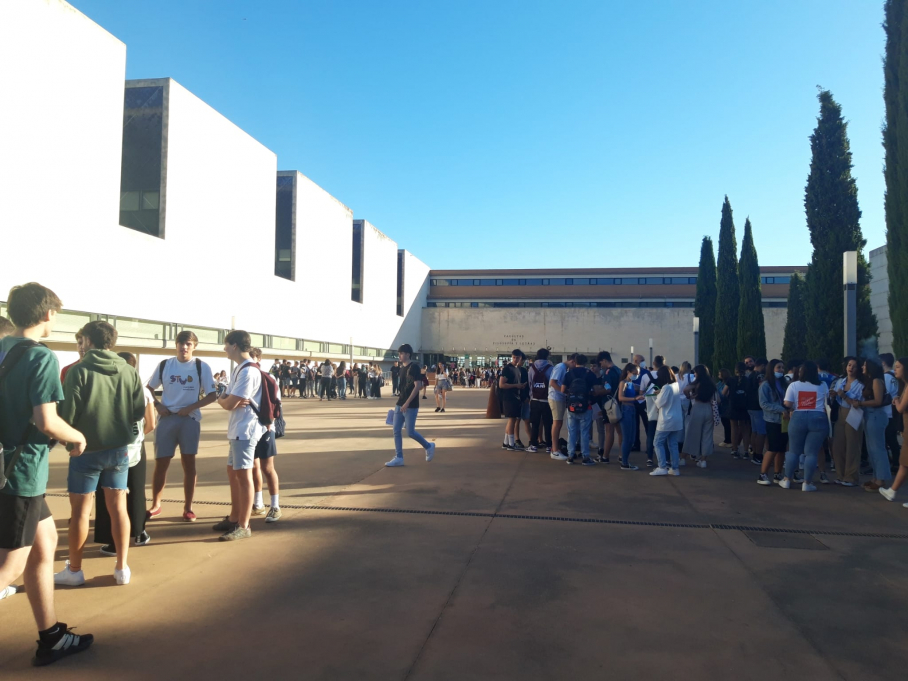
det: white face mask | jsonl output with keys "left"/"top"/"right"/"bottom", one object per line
{"left": 639, "top": 360, "right": 647, "bottom": 369}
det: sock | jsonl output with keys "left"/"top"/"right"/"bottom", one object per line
{"left": 508, "top": 434, "right": 516, "bottom": 447}
{"left": 38, "top": 623, "right": 65, "bottom": 647}
{"left": 254, "top": 491, "right": 263, "bottom": 507}
{"left": 271, "top": 494, "right": 279, "bottom": 509}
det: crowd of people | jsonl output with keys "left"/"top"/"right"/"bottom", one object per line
{"left": 492, "top": 348, "right": 908, "bottom": 494}
{"left": 2, "top": 280, "right": 907, "bottom": 667}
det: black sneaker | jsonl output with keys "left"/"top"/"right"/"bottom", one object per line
{"left": 501, "top": 442, "right": 513, "bottom": 450}
{"left": 212, "top": 516, "right": 237, "bottom": 532}
{"left": 134, "top": 530, "right": 151, "bottom": 546}
{"left": 435, "top": 407, "right": 441, "bottom": 412}
{"left": 620, "top": 463, "right": 639, "bottom": 471}
{"left": 757, "top": 473, "right": 772, "bottom": 486}
{"left": 566, "top": 456, "right": 579, "bottom": 465}
{"left": 34, "top": 625, "right": 94, "bottom": 667}
{"left": 752, "top": 456, "right": 763, "bottom": 465}
{"left": 99, "top": 544, "right": 116, "bottom": 557}
{"left": 793, "top": 473, "right": 805, "bottom": 484}
{"left": 515, "top": 439, "right": 526, "bottom": 450}
{"left": 733, "top": 451, "right": 741, "bottom": 459}
{"left": 646, "top": 459, "right": 654, "bottom": 468}
{"left": 581, "top": 457, "right": 598, "bottom": 466}
{"left": 440, "top": 408, "right": 445, "bottom": 413}
{"left": 596, "top": 455, "right": 610, "bottom": 464}
{"left": 773, "top": 473, "right": 782, "bottom": 482}
{"left": 422, "top": 395, "right": 427, "bottom": 400}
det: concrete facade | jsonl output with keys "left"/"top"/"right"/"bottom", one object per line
{"left": 870, "top": 245, "right": 893, "bottom": 355}
{"left": 422, "top": 306, "right": 788, "bottom": 366}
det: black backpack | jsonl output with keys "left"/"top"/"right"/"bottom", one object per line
{"left": 567, "top": 369, "right": 591, "bottom": 414}
{"left": 731, "top": 377, "right": 748, "bottom": 411}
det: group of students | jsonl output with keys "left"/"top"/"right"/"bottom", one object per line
{"left": 494, "top": 348, "right": 908, "bottom": 496}
{"left": 0, "top": 282, "right": 289, "bottom": 666}
{"left": 270, "top": 358, "right": 389, "bottom": 401}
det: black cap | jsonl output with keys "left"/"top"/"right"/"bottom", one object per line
{"left": 398, "top": 343, "right": 413, "bottom": 354}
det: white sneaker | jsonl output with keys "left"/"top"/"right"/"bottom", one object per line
{"left": 696, "top": 460, "right": 707, "bottom": 469}
{"left": 802, "top": 483, "right": 817, "bottom": 492}
{"left": 426, "top": 442, "right": 436, "bottom": 462}
{"left": 778, "top": 478, "right": 791, "bottom": 490}
{"left": 114, "top": 566, "right": 131, "bottom": 585}
{"left": 678, "top": 459, "right": 687, "bottom": 467}
{"left": 385, "top": 457, "right": 405, "bottom": 467}
{"left": 0, "top": 585, "right": 17, "bottom": 600}
{"left": 551, "top": 452, "right": 569, "bottom": 461}
{"left": 880, "top": 487, "right": 897, "bottom": 501}
{"left": 649, "top": 467, "right": 668, "bottom": 476}
{"left": 668, "top": 468, "right": 681, "bottom": 476}
{"left": 54, "top": 562, "right": 85, "bottom": 587}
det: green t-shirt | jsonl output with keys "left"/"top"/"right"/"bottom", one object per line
{"left": 0, "top": 336, "right": 63, "bottom": 497}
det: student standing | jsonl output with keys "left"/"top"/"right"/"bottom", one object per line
{"left": 682, "top": 365, "right": 716, "bottom": 468}
{"left": 385, "top": 344, "right": 436, "bottom": 466}
{"left": 617, "top": 363, "right": 642, "bottom": 470}
{"left": 832, "top": 357, "right": 865, "bottom": 486}
{"left": 336, "top": 361, "right": 348, "bottom": 401}
{"left": 391, "top": 361, "right": 401, "bottom": 396}
{"left": 146, "top": 331, "right": 219, "bottom": 521}
{"left": 95, "top": 352, "right": 155, "bottom": 554}
{"left": 780, "top": 361, "right": 830, "bottom": 492}
{"left": 55, "top": 321, "right": 146, "bottom": 587}
{"left": 213, "top": 330, "right": 265, "bottom": 541}
{"left": 880, "top": 353, "right": 901, "bottom": 472}
{"left": 561, "top": 354, "right": 598, "bottom": 465}
{"left": 596, "top": 351, "right": 622, "bottom": 462}
{"left": 650, "top": 366, "right": 683, "bottom": 475}
{"left": 745, "top": 358, "right": 768, "bottom": 465}
{"left": 727, "top": 362, "right": 752, "bottom": 459}
{"left": 0, "top": 283, "right": 94, "bottom": 666}
{"left": 527, "top": 349, "right": 554, "bottom": 453}
{"left": 879, "top": 357, "right": 908, "bottom": 506}
{"left": 757, "top": 360, "right": 788, "bottom": 485}
{"left": 858, "top": 359, "right": 892, "bottom": 492}
{"left": 250, "top": 348, "right": 281, "bottom": 523}
{"left": 548, "top": 354, "right": 573, "bottom": 460}
{"left": 499, "top": 350, "right": 527, "bottom": 451}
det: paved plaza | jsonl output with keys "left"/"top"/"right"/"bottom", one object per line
{"left": 2, "top": 389, "right": 907, "bottom": 680}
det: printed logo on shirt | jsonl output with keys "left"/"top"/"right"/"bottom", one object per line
{"left": 797, "top": 391, "right": 817, "bottom": 410}
{"left": 169, "top": 374, "right": 194, "bottom": 385}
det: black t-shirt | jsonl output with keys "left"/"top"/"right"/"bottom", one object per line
{"left": 391, "top": 365, "right": 400, "bottom": 378}
{"left": 397, "top": 363, "right": 424, "bottom": 406}
{"left": 501, "top": 364, "right": 522, "bottom": 401}
{"left": 519, "top": 366, "right": 530, "bottom": 401}
{"left": 280, "top": 365, "right": 291, "bottom": 379}
{"left": 745, "top": 372, "right": 763, "bottom": 410}
{"left": 602, "top": 366, "right": 620, "bottom": 395}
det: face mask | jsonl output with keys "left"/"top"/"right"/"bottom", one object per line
{"left": 774, "top": 372, "right": 784, "bottom": 379}
{"left": 639, "top": 361, "right": 646, "bottom": 368}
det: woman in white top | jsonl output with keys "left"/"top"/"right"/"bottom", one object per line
{"left": 780, "top": 361, "right": 830, "bottom": 492}
{"left": 434, "top": 361, "right": 449, "bottom": 412}
{"left": 650, "top": 366, "right": 684, "bottom": 475}
{"left": 832, "top": 356, "right": 864, "bottom": 486}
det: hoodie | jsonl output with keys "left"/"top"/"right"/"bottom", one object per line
{"left": 59, "top": 349, "right": 146, "bottom": 452}
{"left": 528, "top": 359, "right": 553, "bottom": 401}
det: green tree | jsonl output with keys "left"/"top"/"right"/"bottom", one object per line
{"left": 804, "top": 89, "right": 877, "bottom": 363}
{"left": 884, "top": 0, "right": 908, "bottom": 356}
{"left": 781, "top": 272, "right": 808, "bottom": 363}
{"left": 713, "top": 196, "right": 739, "bottom": 372}
{"left": 736, "top": 218, "right": 766, "bottom": 358}
{"left": 694, "top": 236, "right": 717, "bottom": 371}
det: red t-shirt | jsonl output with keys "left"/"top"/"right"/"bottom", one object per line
{"left": 60, "top": 360, "right": 79, "bottom": 384}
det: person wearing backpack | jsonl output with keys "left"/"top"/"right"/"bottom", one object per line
{"left": 213, "top": 330, "right": 266, "bottom": 541}
{"left": 0, "top": 283, "right": 95, "bottom": 666}
{"left": 250, "top": 349, "right": 282, "bottom": 523}
{"left": 560, "top": 354, "right": 598, "bottom": 466}
{"left": 146, "top": 330, "right": 219, "bottom": 522}
{"left": 526, "top": 349, "right": 554, "bottom": 453}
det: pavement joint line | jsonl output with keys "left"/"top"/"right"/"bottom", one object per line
{"left": 43, "top": 493, "right": 908, "bottom": 539}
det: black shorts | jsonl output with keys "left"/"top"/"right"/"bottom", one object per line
{"left": 503, "top": 399, "right": 522, "bottom": 419}
{"left": 0, "top": 493, "right": 52, "bottom": 550}
{"left": 254, "top": 431, "right": 278, "bottom": 460}
{"left": 765, "top": 422, "right": 788, "bottom": 453}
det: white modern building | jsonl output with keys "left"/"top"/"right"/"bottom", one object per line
{"left": 870, "top": 245, "right": 893, "bottom": 355}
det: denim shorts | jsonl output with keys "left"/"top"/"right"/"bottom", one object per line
{"left": 521, "top": 401, "right": 531, "bottom": 421}
{"left": 67, "top": 447, "right": 129, "bottom": 494}
{"left": 748, "top": 409, "right": 767, "bottom": 435}
{"left": 227, "top": 437, "right": 258, "bottom": 470}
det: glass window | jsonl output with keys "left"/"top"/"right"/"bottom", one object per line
{"left": 272, "top": 336, "right": 296, "bottom": 350}
{"left": 471, "top": 302, "right": 478, "bottom": 307}
{"left": 396, "top": 251, "right": 404, "bottom": 317}
{"left": 473, "top": 280, "right": 481, "bottom": 286}
{"left": 249, "top": 334, "right": 265, "bottom": 348}
{"left": 573, "top": 278, "right": 590, "bottom": 285}
{"left": 549, "top": 278, "right": 566, "bottom": 286}
{"left": 113, "top": 317, "right": 165, "bottom": 341}
{"left": 479, "top": 279, "right": 496, "bottom": 286}
{"left": 517, "top": 279, "right": 526, "bottom": 285}
{"left": 689, "top": 277, "right": 697, "bottom": 284}
{"left": 612, "top": 279, "right": 623, "bottom": 285}
{"left": 645, "top": 277, "right": 663, "bottom": 285}
{"left": 328, "top": 343, "right": 345, "bottom": 354}
{"left": 119, "top": 85, "right": 165, "bottom": 238}
{"left": 303, "top": 340, "right": 321, "bottom": 352}
{"left": 351, "top": 220, "right": 364, "bottom": 302}
{"left": 274, "top": 175, "right": 294, "bottom": 280}
{"left": 427, "top": 302, "right": 437, "bottom": 307}
{"left": 526, "top": 278, "right": 542, "bottom": 286}
{"left": 502, "top": 279, "right": 519, "bottom": 285}
{"left": 180, "top": 326, "right": 219, "bottom": 344}
{"left": 565, "top": 278, "right": 574, "bottom": 285}
{"left": 457, "top": 280, "right": 473, "bottom": 286}
{"left": 433, "top": 279, "right": 449, "bottom": 286}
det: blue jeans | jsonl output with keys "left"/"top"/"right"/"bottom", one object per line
{"left": 784, "top": 411, "right": 829, "bottom": 483}
{"left": 621, "top": 404, "right": 637, "bottom": 466}
{"left": 864, "top": 407, "right": 892, "bottom": 482}
{"left": 567, "top": 409, "right": 593, "bottom": 459}
{"left": 67, "top": 446, "right": 129, "bottom": 494}
{"left": 393, "top": 407, "right": 430, "bottom": 459}
{"left": 654, "top": 429, "right": 681, "bottom": 470}
{"left": 337, "top": 377, "right": 346, "bottom": 399}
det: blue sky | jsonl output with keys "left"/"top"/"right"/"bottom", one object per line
{"left": 71, "top": 0, "right": 888, "bottom": 269}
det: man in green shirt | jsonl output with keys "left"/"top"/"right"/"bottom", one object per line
{"left": 0, "top": 283, "right": 93, "bottom": 666}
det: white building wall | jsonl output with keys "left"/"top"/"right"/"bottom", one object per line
{"left": 870, "top": 246, "right": 893, "bottom": 355}
{"left": 0, "top": 0, "right": 126, "bottom": 302}
{"left": 395, "top": 251, "right": 431, "bottom": 352}
{"left": 422, "top": 307, "right": 787, "bottom": 366}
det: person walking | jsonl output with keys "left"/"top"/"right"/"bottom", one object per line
{"left": 95, "top": 352, "right": 155, "bottom": 555}
{"left": 385, "top": 344, "right": 436, "bottom": 466}
{"left": 0, "top": 283, "right": 94, "bottom": 666}
{"left": 55, "top": 321, "right": 146, "bottom": 587}
{"left": 682, "top": 364, "right": 716, "bottom": 469}
{"left": 780, "top": 361, "right": 830, "bottom": 492}
{"left": 434, "top": 361, "right": 449, "bottom": 412}
{"left": 650, "top": 366, "right": 684, "bottom": 476}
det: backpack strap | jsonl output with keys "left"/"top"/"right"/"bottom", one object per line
{"left": 158, "top": 359, "right": 167, "bottom": 385}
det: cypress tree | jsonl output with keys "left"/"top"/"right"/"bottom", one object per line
{"left": 781, "top": 272, "right": 808, "bottom": 363}
{"left": 736, "top": 218, "right": 766, "bottom": 358}
{"left": 695, "top": 236, "right": 717, "bottom": 371}
{"left": 804, "top": 90, "right": 877, "bottom": 363}
{"left": 713, "top": 197, "right": 739, "bottom": 372}
{"left": 884, "top": 0, "right": 908, "bottom": 356}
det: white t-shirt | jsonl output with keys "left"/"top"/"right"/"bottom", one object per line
{"left": 126, "top": 386, "right": 154, "bottom": 467}
{"left": 147, "top": 357, "right": 217, "bottom": 421}
{"left": 784, "top": 381, "right": 829, "bottom": 412}
{"left": 321, "top": 364, "right": 333, "bottom": 378}
{"left": 227, "top": 360, "right": 265, "bottom": 441}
